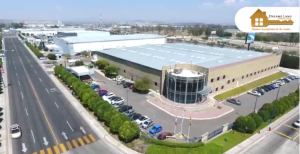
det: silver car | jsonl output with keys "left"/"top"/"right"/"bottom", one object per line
{"left": 141, "top": 119, "right": 154, "bottom": 129}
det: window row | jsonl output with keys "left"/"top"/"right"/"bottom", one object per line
{"left": 211, "top": 75, "right": 226, "bottom": 83}
{"left": 215, "top": 85, "right": 225, "bottom": 92}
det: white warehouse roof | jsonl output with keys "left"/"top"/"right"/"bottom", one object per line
{"left": 61, "top": 34, "right": 166, "bottom": 44}
{"left": 70, "top": 66, "right": 94, "bottom": 76}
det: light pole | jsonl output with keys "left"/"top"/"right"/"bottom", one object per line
{"left": 253, "top": 95, "right": 259, "bottom": 113}
{"left": 126, "top": 89, "right": 129, "bottom": 111}
{"left": 270, "top": 85, "right": 281, "bottom": 123}
{"left": 180, "top": 110, "right": 186, "bottom": 133}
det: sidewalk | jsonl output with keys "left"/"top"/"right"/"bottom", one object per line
{"left": 225, "top": 107, "right": 299, "bottom": 154}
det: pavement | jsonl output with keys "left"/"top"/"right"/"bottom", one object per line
{"left": 225, "top": 107, "right": 299, "bottom": 154}
{"left": 92, "top": 68, "right": 299, "bottom": 138}
{"left": 4, "top": 36, "right": 118, "bottom": 154}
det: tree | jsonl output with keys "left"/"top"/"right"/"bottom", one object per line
{"left": 110, "top": 113, "right": 131, "bottom": 134}
{"left": 250, "top": 113, "right": 263, "bottom": 128}
{"left": 233, "top": 116, "right": 256, "bottom": 134}
{"left": 258, "top": 110, "right": 270, "bottom": 122}
{"left": 75, "top": 60, "right": 84, "bottom": 66}
{"left": 156, "top": 26, "right": 163, "bottom": 34}
{"left": 95, "top": 60, "right": 109, "bottom": 69}
{"left": 104, "top": 66, "right": 118, "bottom": 77}
{"left": 54, "top": 66, "right": 64, "bottom": 76}
{"left": 47, "top": 54, "right": 57, "bottom": 60}
{"left": 118, "top": 121, "right": 140, "bottom": 142}
{"left": 96, "top": 102, "right": 111, "bottom": 120}
{"left": 87, "top": 97, "right": 99, "bottom": 111}
{"left": 64, "top": 54, "right": 71, "bottom": 59}
{"left": 44, "top": 48, "right": 49, "bottom": 51}
{"left": 82, "top": 51, "right": 89, "bottom": 57}
{"left": 205, "top": 27, "right": 212, "bottom": 36}
{"left": 103, "top": 108, "right": 118, "bottom": 126}
{"left": 223, "top": 32, "right": 232, "bottom": 37}
{"left": 280, "top": 54, "right": 299, "bottom": 69}
{"left": 92, "top": 101, "right": 102, "bottom": 113}
{"left": 134, "top": 77, "right": 150, "bottom": 92}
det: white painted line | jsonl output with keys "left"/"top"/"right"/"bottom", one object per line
{"left": 25, "top": 108, "right": 28, "bottom": 116}
{"left": 18, "top": 81, "right": 20, "bottom": 86}
{"left": 31, "top": 65, "right": 33, "bottom": 67}
{"left": 31, "top": 130, "right": 36, "bottom": 143}
{"left": 66, "top": 121, "right": 74, "bottom": 132}
{"left": 54, "top": 102, "right": 59, "bottom": 108}
{"left": 15, "top": 72, "right": 18, "bottom": 76}
{"left": 34, "top": 70, "right": 37, "bottom": 74}
{"left": 12, "top": 60, "right": 14, "bottom": 64}
{"left": 14, "top": 66, "right": 16, "bottom": 70}
{"left": 21, "top": 92, "right": 23, "bottom": 99}
{"left": 45, "top": 88, "right": 49, "bottom": 93}
{"left": 39, "top": 78, "right": 42, "bottom": 82}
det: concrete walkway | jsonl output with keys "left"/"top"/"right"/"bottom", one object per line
{"left": 225, "top": 107, "right": 299, "bottom": 154}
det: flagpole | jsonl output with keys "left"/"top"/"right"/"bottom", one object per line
{"left": 188, "top": 117, "right": 192, "bottom": 142}
{"left": 180, "top": 110, "right": 186, "bottom": 133}
{"left": 174, "top": 116, "right": 177, "bottom": 135}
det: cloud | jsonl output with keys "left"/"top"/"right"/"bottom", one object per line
{"left": 274, "top": 0, "right": 299, "bottom": 6}
{"left": 201, "top": 2, "right": 214, "bottom": 7}
{"left": 239, "top": 0, "right": 245, "bottom": 2}
{"left": 55, "top": 5, "right": 62, "bottom": 10}
{"left": 224, "top": 0, "right": 236, "bottom": 6}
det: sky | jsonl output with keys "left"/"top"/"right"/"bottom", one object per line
{"left": 1, "top": 0, "right": 299, "bottom": 24}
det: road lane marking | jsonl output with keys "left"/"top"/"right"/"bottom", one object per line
{"left": 72, "top": 139, "right": 79, "bottom": 148}
{"left": 40, "top": 150, "right": 45, "bottom": 154}
{"left": 53, "top": 146, "right": 60, "bottom": 154}
{"left": 28, "top": 59, "right": 30, "bottom": 62}
{"left": 31, "top": 130, "right": 36, "bottom": 143}
{"left": 83, "top": 136, "right": 90, "bottom": 144}
{"left": 12, "top": 38, "right": 59, "bottom": 145}
{"left": 14, "top": 66, "right": 16, "bottom": 69}
{"left": 293, "top": 133, "right": 299, "bottom": 140}
{"left": 25, "top": 108, "right": 28, "bottom": 116}
{"left": 66, "top": 121, "right": 74, "bottom": 132}
{"left": 15, "top": 72, "right": 18, "bottom": 76}
{"left": 66, "top": 141, "right": 73, "bottom": 150}
{"left": 33, "top": 152, "right": 37, "bottom": 154}
{"left": 284, "top": 124, "right": 299, "bottom": 131}
{"left": 59, "top": 143, "right": 67, "bottom": 153}
{"left": 275, "top": 131, "right": 293, "bottom": 139}
{"left": 21, "top": 92, "right": 23, "bottom": 98}
{"left": 54, "top": 102, "right": 59, "bottom": 108}
{"left": 31, "top": 64, "right": 33, "bottom": 67}
{"left": 89, "top": 134, "right": 96, "bottom": 142}
{"left": 46, "top": 148, "right": 53, "bottom": 154}
{"left": 35, "top": 70, "right": 37, "bottom": 74}
{"left": 18, "top": 80, "right": 20, "bottom": 86}
{"left": 46, "top": 88, "right": 49, "bottom": 93}
{"left": 39, "top": 78, "right": 42, "bottom": 82}
{"left": 78, "top": 138, "right": 85, "bottom": 146}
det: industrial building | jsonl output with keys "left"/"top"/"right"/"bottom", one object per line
{"left": 53, "top": 34, "right": 166, "bottom": 55}
{"left": 94, "top": 43, "right": 281, "bottom": 104}
{"left": 9, "top": 28, "right": 86, "bottom": 36}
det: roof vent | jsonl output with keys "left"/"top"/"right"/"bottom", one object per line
{"left": 201, "top": 57, "right": 205, "bottom": 59}
{"left": 170, "top": 59, "right": 175, "bottom": 62}
{"left": 191, "top": 55, "right": 195, "bottom": 58}
{"left": 237, "top": 56, "right": 241, "bottom": 58}
{"left": 174, "top": 68, "right": 183, "bottom": 74}
{"left": 218, "top": 60, "right": 223, "bottom": 63}
{"left": 248, "top": 55, "right": 252, "bottom": 57}
{"left": 196, "top": 57, "right": 201, "bottom": 58}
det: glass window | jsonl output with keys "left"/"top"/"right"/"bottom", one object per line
{"left": 211, "top": 78, "right": 214, "bottom": 83}
{"left": 215, "top": 87, "right": 218, "bottom": 91}
{"left": 223, "top": 75, "right": 226, "bottom": 79}
{"left": 176, "top": 79, "right": 181, "bottom": 92}
{"left": 232, "top": 79, "right": 235, "bottom": 82}
{"left": 217, "top": 77, "right": 220, "bottom": 81}
{"left": 227, "top": 80, "right": 230, "bottom": 84}
{"left": 221, "top": 86, "right": 224, "bottom": 89}
{"left": 242, "top": 76, "right": 244, "bottom": 79}
{"left": 186, "top": 94, "right": 196, "bottom": 104}
{"left": 254, "top": 72, "right": 256, "bottom": 75}
{"left": 246, "top": 74, "right": 248, "bottom": 77}
{"left": 179, "top": 94, "right": 186, "bottom": 103}
{"left": 198, "top": 79, "right": 204, "bottom": 91}
{"left": 169, "top": 77, "right": 175, "bottom": 90}
{"left": 180, "top": 79, "right": 186, "bottom": 92}
{"left": 250, "top": 73, "right": 252, "bottom": 76}
{"left": 175, "top": 94, "right": 180, "bottom": 103}
{"left": 187, "top": 79, "right": 197, "bottom": 92}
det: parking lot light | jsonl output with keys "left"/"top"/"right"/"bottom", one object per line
{"left": 180, "top": 110, "right": 186, "bottom": 134}
{"left": 270, "top": 85, "right": 281, "bottom": 123}
{"left": 253, "top": 95, "right": 259, "bottom": 112}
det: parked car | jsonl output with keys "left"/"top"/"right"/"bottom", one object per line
{"left": 263, "top": 85, "right": 272, "bottom": 91}
{"left": 268, "top": 84, "right": 276, "bottom": 89}
{"left": 11, "top": 124, "right": 21, "bottom": 139}
{"left": 141, "top": 119, "right": 154, "bottom": 129}
{"left": 293, "top": 75, "right": 299, "bottom": 79}
{"left": 157, "top": 132, "right": 173, "bottom": 140}
{"left": 136, "top": 116, "right": 150, "bottom": 125}
{"left": 123, "top": 109, "right": 135, "bottom": 116}
{"left": 293, "top": 120, "right": 300, "bottom": 128}
{"left": 117, "top": 79, "right": 126, "bottom": 85}
{"left": 272, "top": 83, "right": 279, "bottom": 88}
{"left": 111, "top": 97, "right": 125, "bottom": 105}
{"left": 149, "top": 124, "right": 163, "bottom": 134}
{"left": 247, "top": 90, "right": 261, "bottom": 96}
{"left": 90, "top": 84, "right": 101, "bottom": 92}
{"left": 103, "top": 93, "right": 115, "bottom": 101}
{"left": 39, "top": 57, "right": 47, "bottom": 60}
{"left": 255, "top": 88, "right": 265, "bottom": 95}
{"left": 226, "top": 99, "right": 241, "bottom": 105}
{"left": 112, "top": 101, "right": 124, "bottom": 109}
{"left": 130, "top": 85, "right": 134, "bottom": 89}
{"left": 107, "top": 96, "right": 121, "bottom": 104}
{"left": 287, "top": 76, "right": 295, "bottom": 80}
{"left": 130, "top": 113, "right": 142, "bottom": 121}
{"left": 98, "top": 89, "right": 108, "bottom": 97}
{"left": 123, "top": 82, "right": 134, "bottom": 88}
{"left": 118, "top": 105, "right": 132, "bottom": 112}
{"left": 261, "top": 86, "right": 269, "bottom": 92}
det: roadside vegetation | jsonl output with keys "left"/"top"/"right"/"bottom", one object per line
{"left": 210, "top": 89, "right": 299, "bottom": 151}
{"left": 215, "top": 72, "right": 286, "bottom": 100}
{"left": 54, "top": 65, "right": 140, "bottom": 143}
{"left": 0, "top": 35, "right": 2, "bottom": 50}
{"left": 25, "top": 42, "right": 43, "bottom": 58}
{"left": 47, "top": 53, "right": 57, "bottom": 60}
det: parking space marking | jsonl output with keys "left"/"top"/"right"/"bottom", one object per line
{"left": 275, "top": 131, "right": 293, "bottom": 140}
{"left": 293, "top": 133, "right": 299, "bottom": 141}
{"left": 284, "top": 124, "right": 299, "bottom": 131}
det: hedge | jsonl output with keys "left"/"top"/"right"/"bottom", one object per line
{"left": 141, "top": 134, "right": 204, "bottom": 148}
{"left": 54, "top": 65, "right": 140, "bottom": 142}
{"left": 26, "top": 42, "right": 43, "bottom": 58}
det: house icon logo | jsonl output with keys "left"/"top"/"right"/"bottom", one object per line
{"left": 250, "top": 9, "right": 294, "bottom": 27}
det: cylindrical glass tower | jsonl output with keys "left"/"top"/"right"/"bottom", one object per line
{"left": 166, "top": 69, "right": 207, "bottom": 104}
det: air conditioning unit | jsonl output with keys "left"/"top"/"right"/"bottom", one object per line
{"left": 174, "top": 68, "right": 183, "bottom": 74}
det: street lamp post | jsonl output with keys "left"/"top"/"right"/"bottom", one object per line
{"left": 180, "top": 110, "right": 186, "bottom": 133}
{"left": 127, "top": 89, "right": 129, "bottom": 111}
{"left": 253, "top": 95, "right": 259, "bottom": 113}
{"left": 270, "top": 85, "right": 281, "bottom": 123}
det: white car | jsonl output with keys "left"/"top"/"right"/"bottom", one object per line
{"left": 112, "top": 101, "right": 124, "bottom": 109}
{"left": 11, "top": 124, "right": 21, "bottom": 139}
{"left": 39, "top": 57, "right": 47, "bottom": 60}
{"left": 136, "top": 116, "right": 150, "bottom": 125}
{"left": 103, "top": 93, "right": 115, "bottom": 102}
{"left": 141, "top": 119, "right": 154, "bottom": 129}
{"left": 111, "top": 97, "right": 125, "bottom": 105}
{"left": 247, "top": 90, "right": 261, "bottom": 96}
{"left": 293, "top": 120, "right": 300, "bottom": 128}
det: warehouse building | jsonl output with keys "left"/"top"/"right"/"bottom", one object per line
{"left": 56, "top": 31, "right": 110, "bottom": 38}
{"left": 53, "top": 34, "right": 166, "bottom": 55}
{"left": 94, "top": 43, "right": 281, "bottom": 104}
{"left": 10, "top": 28, "right": 86, "bottom": 36}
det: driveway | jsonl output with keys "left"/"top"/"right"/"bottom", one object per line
{"left": 93, "top": 71, "right": 299, "bottom": 138}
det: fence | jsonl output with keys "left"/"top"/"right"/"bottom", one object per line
{"left": 201, "top": 122, "right": 234, "bottom": 143}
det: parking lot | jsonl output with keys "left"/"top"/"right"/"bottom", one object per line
{"left": 93, "top": 71, "right": 299, "bottom": 138}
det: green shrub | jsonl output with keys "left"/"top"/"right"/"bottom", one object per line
{"left": 47, "top": 53, "right": 57, "bottom": 60}
{"left": 146, "top": 143, "right": 220, "bottom": 154}
{"left": 96, "top": 102, "right": 111, "bottom": 120}
{"left": 92, "top": 101, "right": 102, "bottom": 113}
{"left": 104, "top": 65, "right": 118, "bottom": 77}
{"left": 95, "top": 60, "right": 109, "bottom": 69}
{"left": 87, "top": 97, "right": 98, "bottom": 110}
{"left": 134, "top": 76, "right": 150, "bottom": 92}
{"left": 118, "top": 121, "right": 140, "bottom": 143}
{"left": 110, "top": 113, "right": 131, "bottom": 134}
{"left": 103, "top": 108, "right": 118, "bottom": 126}
{"left": 233, "top": 116, "right": 256, "bottom": 134}
{"left": 250, "top": 113, "right": 263, "bottom": 128}
{"left": 258, "top": 110, "right": 270, "bottom": 122}
{"left": 25, "top": 42, "right": 43, "bottom": 58}
{"left": 260, "top": 103, "right": 274, "bottom": 115}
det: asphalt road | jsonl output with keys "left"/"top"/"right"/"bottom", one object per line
{"left": 5, "top": 36, "right": 117, "bottom": 154}
{"left": 93, "top": 70, "right": 299, "bottom": 138}
{"left": 245, "top": 113, "right": 299, "bottom": 154}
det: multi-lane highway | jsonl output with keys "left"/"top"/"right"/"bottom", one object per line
{"left": 4, "top": 36, "right": 118, "bottom": 154}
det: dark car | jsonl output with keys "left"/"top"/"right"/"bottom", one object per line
{"left": 118, "top": 105, "right": 132, "bottom": 112}
{"left": 157, "top": 132, "right": 174, "bottom": 140}
{"left": 226, "top": 99, "right": 241, "bottom": 105}
{"left": 283, "top": 78, "right": 290, "bottom": 83}
{"left": 123, "top": 82, "right": 134, "bottom": 88}
{"left": 130, "top": 113, "right": 142, "bottom": 121}
{"left": 263, "top": 85, "right": 272, "bottom": 91}
{"left": 256, "top": 88, "right": 265, "bottom": 95}
{"left": 266, "top": 85, "right": 275, "bottom": 90}
{"left": 260, "top": 86, "right": 269, "bottom": 92}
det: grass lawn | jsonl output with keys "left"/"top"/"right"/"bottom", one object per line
{"left": 215, "top": 72, "right": 286, "bottom": 100}
{"left": 209, "top": 107, "right": 294, "bottom": 152}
